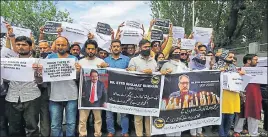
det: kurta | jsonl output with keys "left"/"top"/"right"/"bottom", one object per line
{"left": 222, "top": 89, "right": 240, "bottom": 114}
{"left": 245, "top": 83, "right": 262, "bottom": 120}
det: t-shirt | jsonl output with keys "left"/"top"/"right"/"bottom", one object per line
{"left": 47, "top": 53, "right": 78, "bottom": 101}
{"left": 79, "top": 57, "right": 105, "bottom": 68}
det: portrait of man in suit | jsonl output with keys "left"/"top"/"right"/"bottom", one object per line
{"left": 169, "top": 74, "right": 195, "bottom": 98}
{"left": 81, "top": 69, "right": 107, "bottom": 108}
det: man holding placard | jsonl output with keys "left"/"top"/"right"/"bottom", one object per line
{"left": 5, "top": 36, "right": 42, "bottom": 136}
{"left": 46, "top": 36, "right": 81, "bottom": 136}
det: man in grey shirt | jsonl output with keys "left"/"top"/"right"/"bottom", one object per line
{"left": 5, "top": 36, "right": 42, "bottom": 136}
{"left": 127, "top": 39, "right": 157, "bottom": 136}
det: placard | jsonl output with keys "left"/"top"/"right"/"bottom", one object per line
{"left": 154, "top": 19, "right": 170, "bottom": 28}
{"left": 121, "top": 27, "right": 143, "bottom": 44}
{"left": 151, "top": 71, "right": 221, "bottom": 135}
{"left": 1, "top": 47, "right": 18, "bottom": 58}
{"left": 125, "top": 20, "right": 141, "bottom": 29}
{"left": 242, "top": 67, "right": 267, "bottom": 84}
{"left": 257, "top": 57, "right": 267, "bottom": 67}
{"left": 40, "top": 58, "right": 76, "bottom": 82}
{"left": 61, "top": 22, "right": 89, "bottom": 44}
{"left": 1, "top": 58, "right": 36, "bottom": 81}
{"left": 193, "top": 27, "right": 213, "bottom": 44}
{"left": 12, "top": 26, "right": 31, "bottom": 38}
{"left": 172, "top": 26, "right": 185, "bottom": 39}
{"left": 151, "top": 29, "right": 163, "bottom": 41}
{"left": 44, "top": 21, "right": 62, "bottom": 34}
{"left": 222, "top": 72, "right": 251, "bottom": 92}
{"left": 1, "top": 16, "right": 7, "bottom": 34}
{"left": 96, "top": 22, "right": 111, "bottom": 35}
{"left": 181, "top": 39, "right": 196, "bottom": 50}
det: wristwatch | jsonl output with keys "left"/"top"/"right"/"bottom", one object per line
{"left": 9, "top": 33, "right": 15, "bottom": 37}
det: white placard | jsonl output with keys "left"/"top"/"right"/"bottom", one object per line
{"left": 181, "top": 39, "right": 196, "bottom": 50}
{"left": 61, "top": 22, "right": 89, "bottom": 44}
{"left": 1, "top": 47, "right": 18, "bottom": 58}
{"left": 40, "top": 58, "right": 76, "bottom": 82}
{"left": 257, "top": 57, "right": 267, "bottom": 67}
{"left": 172, "top": 26, "right": 185, "bottom": 39}
{"left": 242, "top": 67, "right": 267, "bottom": 84}
{"left": 12, "top": 26, "right": 31, "bottom": 38}
{"left": 125, "top": 20, "right": 142, "bottom": 29}
{"left": 193, "top": 27, "right": 213, "bottom": 44}
{"left": 1, "top": 16, "right": 7, "bottom": 33}
{"left": 1, "top": 58, "right": 36, "bottom": 82}
{"left": 121, "top": 26, "right": 143, "bottom": 44}
{"left": 222, "top": 72, "right": 252, "bottom": 92}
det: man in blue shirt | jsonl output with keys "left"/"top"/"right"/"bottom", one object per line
{"left": 104, "top": 39, "right": 130, "bottom": 137}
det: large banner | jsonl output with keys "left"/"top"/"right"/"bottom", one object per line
{"left": 151, "top": 70, "right": 221, "bottom": 135}
{"left": 78, "top": 68, "right": 164, "bottom": 116}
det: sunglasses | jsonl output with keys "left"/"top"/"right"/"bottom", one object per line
{"left": 180, "top": 53, "right": 187, "bottom": 56}
{"left": 153, "top": 44, "right": 160, "bottom": 47}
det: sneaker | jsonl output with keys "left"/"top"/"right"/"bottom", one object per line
{"left": 197, "top": 133, "right": 205, "bottom": 137}
{"left": 233, "top": 132, "right": 240, "bottom": 137}
{"left": 241, "top": 130, "right": 248, "bottom": 135}
{"left": 107, "top": 133, "right": 114, "bottom": 137}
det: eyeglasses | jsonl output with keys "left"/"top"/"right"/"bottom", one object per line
{"left": 180, "top": 53, "right": 187, "bottom": 56}
{"left": 153, "top": 44, "right": 160, "bottom": 47}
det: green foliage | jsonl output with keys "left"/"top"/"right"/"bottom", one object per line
{"left": 0, "top": 1, "right": 73, "bottom": 43}
{"left": 150, "top": 0, "right": 267, "bottom": 49}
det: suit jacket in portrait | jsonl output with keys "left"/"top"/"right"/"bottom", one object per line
{"left": 81, "top": 80, "right": 107, "bottom": 107}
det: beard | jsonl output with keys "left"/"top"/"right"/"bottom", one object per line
{"left": 19, "top": 51, "right": 30, "bottom": 56}
{"left": 58, "top": 49, "right": 67, "bottom": 55}
{"left": 113, "top": 51, "right": 120, "bottom": 55}
{"left": 87, "top": 53, "right": 95, "bottom": 58}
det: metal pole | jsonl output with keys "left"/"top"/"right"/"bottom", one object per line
{"left": 192, "top": 0, "right": 195, "bottom": 30}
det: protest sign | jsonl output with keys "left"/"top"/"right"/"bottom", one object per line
{"left": 242, "top": 67, "right": 267, "bottom": 84}
{"left": 96, "top": 22, "right": 111, "bottom": 35}
{"left": 172, "top": 26, "right": 185, "bottom": 39}
{"left": 1, "top": 58, "right": 36, "bottom": 82}
{"left": 151, "top": 29, "right": 163, "bottom": 41}
{"left": 222, "top": 72, "right": 251, "bottom": 92}
{"left": 193, "top": 27, "right": 213, "bottom": 45}
{"left": 61, "top": 22, "right": 89, "bottom": 44}
{"left": 125, "top": 20, "right": 141, "bottom": 29}
{"left": 181, "top": 39, "right": 196, "bottom": 50}
{"left": 40, "top": 58, "right": 76, "bottom": 82}
{"left": 121, "top": 27, "right": 143, "bottom": 44}
{"left": 44, "top": 21, "right": 62, "bottom": 34}
{"left": 79, "top": 67, "right": 108, "bottom": 110}
{"left": 1, "top": 47, "right": 18, "bottom": 58}
{"left": 1, "top": 16, "right": 7, "bottom": 33}
{"left": 257, "top": 57, "right": 267, "bottom": 67}
{"left": 106, "top": 69, "right": 164, "bottom": 116}
{"left": 155, "top": 19, "right": 170, "bottom": 28}
{"left": 151, "top": 71, "right": 221, "bottom": 135}
{"left": 12, "top": 26, "right": 31, "bottom": 38}
{"left": 78, "top": 68, "right": 164, "bottom": 116}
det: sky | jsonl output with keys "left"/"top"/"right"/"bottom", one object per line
{"left": 55, "top": 1, "right": 152, "bottom": 31}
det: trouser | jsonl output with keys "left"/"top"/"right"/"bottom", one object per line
{"left": 263, "top": 100, "right": 268, "bottom": 131}
{"left": 6, "top": 97, "right": 40, "bottom": 137}
{"left": 0, "top": 96, "right": 7, "bottom": 136}
{"left": 219, "top": 114, "right": 234, "bottom": 137}
{"left": 190, "top": 127, "right": 202, "bottom": 136}
{"left": 39, "top": 88, "right": 50, "bottom": 137}
{"left": 106, "top": 111, "right": 129, "bottom": 134}
{"left": 134, "top": 115, "right": 150, "bottom": 136}
{"left": 79, "top": 109, "right": 102, "bottom": 137}
{"left": 234, "top": 117, "right": 259, "bottom": 136}
{"left": 49, "top": 100, "right": 77, "bottom": 137}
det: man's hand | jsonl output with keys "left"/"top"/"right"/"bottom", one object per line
{"left": 32, "top": 63, "right": 43, "bottom": 76}
{"left": 88, "top": 32, "right": 94, "bottom": 39}
{"left": 150, "top": 19, "right": 156, "bottom": 27}
{"left": 56, "top": 27, "right": 63, "bottom": 37}
{"left": 126, "top": 67, "right": 136, "bottom": 71}
{"left": 75, "top": 63, "right": 81, "bottom": 72}
{"left": 220, "top": 68, "right": 225, "bottom": 72}
{"left": 39, "top": 26, "right": 44, "bottom": 34}
{"left": 140, "top": 24, "right": 145, "bottom": 36}
{"left": 142, "top": 69, "right": 153, "bottom": 74}
{"left": 168, "top": 24, "right": 173, "bottom": 37}
{"left": 111, "top": 29, "right": 114, "bottom": 36}
{"left": 98, "top": 62, "right": 109, "bottom": 68}
{"left": 188, "top": 32, "right": 194, "bottom": 39}
{"left": 118, "top": 22, "right": 125, "bottom": 28}
{"left": 103, "top": 103, "right": 107, "bottom": 108}
{"left": 239, "top": 70, "right": 246, "bottom": 75}
{"left": 115, "top": 30, "right": 123, "bottom": 40}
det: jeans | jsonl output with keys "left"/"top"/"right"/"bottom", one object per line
{"left": 49, "top": 100, "right": 77, "bottom": 137}
{"left": 40, "top": 88, "right": 50, "bottom": 137}
{"left": 106, "top": 111, "right": 129, "bottom": 134}
{"left": 219, "top": 114, "right": 235, "bottom": 137}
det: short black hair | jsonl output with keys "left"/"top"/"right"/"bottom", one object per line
{"left": 198, "top": 45, "right": 207, "bottom": 50}
{"left": 243, "top": 54, "right": 257, "bottom": 64}
{"left": 155, "top": 52, "right": 164, "bottom": 61}
{"left": 71, "top": 43, "right": 81, "bottom": 50}
{"left": 111, "top": 39, "right": 121, "bottom": 46}
{"left": 138, "top": 39, "right": 150, "bottom": 47}
{"left": 90, "top": 69, "right": 99, "bottom": 76}
{"left": 168, "top": 47, "right": 180, "bottom": 59}
{"left": 15, "top": 36, "right": 32, "bottom": 46}
{"left": 233, "top": 56, "right": 237, "bottom": 61}
{"left": 84, "top": 39, "right": 98, "bottom": 49}
{"left": 151, "top": 41, "right": 161, "bottom": 47}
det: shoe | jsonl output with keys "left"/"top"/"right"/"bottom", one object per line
{"left": 241, "top": 130, "right": 248, "bottom": 135}
{"left": 107, "top": 133, "right": 114, "bottom": 137}
{"left": 233, "top": 132, "right": 240, "bottom": 137}
{"left": 197, "top": 133, "right": 204, "bottom": 137}
{"left": 122, "top": 133, "right": 129, "bottom": 137}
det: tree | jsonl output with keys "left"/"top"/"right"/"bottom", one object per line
{"left": 0, "top": 1, "right": 73, "bottom": 42}
{"left": 150, "top": 0, "right": 267, "bottom": 50}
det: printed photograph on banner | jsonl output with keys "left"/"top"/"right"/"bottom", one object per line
{"left": 78, "top": 68, "right": 108, "bottom": 110}
{"left": 189, "top": 55, "right": 211, "bottom": 70}
{"left": 151, "top": 71, "right": 221, "bottom": 135}
{"left": 106, "top": 69, "right": 164, "bottom": 117}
